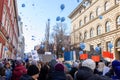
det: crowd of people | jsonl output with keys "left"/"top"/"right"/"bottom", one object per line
{"left": 0, "top": 58, "right": 120, "bottom": 80}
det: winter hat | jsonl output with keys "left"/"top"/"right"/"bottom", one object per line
{"left": 112, "top": 60, "right": 120, "bottom": 69}
{"left": 16, "top": 60, "right": 22, "bottom": 66}
{"left": 55, "top": 63, "right": 64, "bottom": 71}
{"left": 82, "top": 59, "right": 96, "bottom": 70}
{"left": 27, "top": 65, "right": 39, "bottom": 76}
{"left": 114, "top": 66, "right": 120, "bottom": 77}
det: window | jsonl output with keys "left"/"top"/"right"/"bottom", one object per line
{"left": 117, "top": 16, "right": 120, "bottom": 26}
{"left": 97, "top": 25, "right": 101, "bottom": 35}
{"left": 90, "top": 12, "right": 94, "bottom": 20}
{"left": 84, "top": 31, "right": 87, "bottom": 39}
{"left": 90, "top": 45, "right": 94, "bottom": 51}
{"left": 84, "top": 17, "right": 87, "bottom": 24}
{"left": 104, "top": 1, "right": 110, "bottom": 11}
{"left": 79, "top": 20, "right": 82, "bottom": 27}
{"left": 116, "top": 0, "right": 120, "bottom": 4}
{"left": 105, "top": 21, "right": 110, "bottom": 32}
{"left": 90, "top": 28, "right": 93, "bottom": 37}
{"left": 106, "top": 41, "right": 111, "bottom": 52}
{"left": 96, "top": 7, "right": 101, "bottom": 16}
{"left": 79, "top": 33, "right": 82, "bottom": 41}
{"left": 117, "top": 39, "right": 120, "bottom": 47}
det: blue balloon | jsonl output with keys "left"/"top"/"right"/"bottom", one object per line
{"left": 95, "top": 46, "right": 100, "bottom": 52}
{"left": 48, "top": 19, "right": 50, "bottom": 21}
{"left": 77, "top": 0, "right": 79, "bottom": 2}
{"left": 60, "top": 4, "right": 65, "bottom": 11}
{"left": 99, "top": 15, "right": 103, "bottom": 19}
{"left": 79, "top": 51, "right": 83, "bottom": 54}
{"left": 61, "top": 17, "right": 65, "bottom": 22}
{"left": 22, "top": 4, "right": 25, "bottom": 7}
{"left": 62, "top": 47, "right": 65, "bottom": 51}
{"left": 56, "top": 16, "right": 60, "bottom": 21}
{"left": 80, "top": 43, "right": 85, "bottom": 50}
{"left": 108, "top": 43, "right": 113, "bottom": 49}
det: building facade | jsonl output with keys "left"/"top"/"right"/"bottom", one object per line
{"left": 0, "top": 0, "right": 19, "bottom": 59}
{"left": 69, "top": 0, "right": 120, "bottom": 59}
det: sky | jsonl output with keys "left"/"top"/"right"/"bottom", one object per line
{"left": 17, "top": 0, "right": 82, "bottom": 53}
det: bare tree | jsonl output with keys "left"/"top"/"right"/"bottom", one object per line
{"left": 51, "top": 22, "right": 69, "bottom": 58}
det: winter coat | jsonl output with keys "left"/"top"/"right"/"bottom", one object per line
{"left": 51, "top": 71, "right": 67, "bottom": 80}
{"left": 12, "top": 65, "right": 27, "bottom": 80}
{"left": 5, "top": 68, "right": 12, "bottom": 80}
{"left": 20, "top": 74, "right": 34, "bottom": 80}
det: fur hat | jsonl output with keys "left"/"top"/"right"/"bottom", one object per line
{"left": 112, "top": 60, "right": 120, "bottom": 69}
{"left": 82, "top": 59, "right": 96, "bottom": 70}
{"left": 55, "top": 63, "right": 64, "bottom": 71}
{"left": 27, "top": 65, "right": 39, "bottom": 76}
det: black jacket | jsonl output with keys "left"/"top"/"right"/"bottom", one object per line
{"left": 19, "top": 74, "right": 34, "bottom": 80}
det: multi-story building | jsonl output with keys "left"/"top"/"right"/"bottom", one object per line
{"left": 69, "top": 0, "right": 120, "bottom": 59}
{"left": 0, "top": 0, "right": 19, "bottom": 59}
{"left": 17, "top": 16, "right": 25, "bottom": 58}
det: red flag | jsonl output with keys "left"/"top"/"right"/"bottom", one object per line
{"left": 80, "top": 54, "right": 88, "bottom": 60}
{"left": 92, "top": 56, "right": 100, "bottom": 62}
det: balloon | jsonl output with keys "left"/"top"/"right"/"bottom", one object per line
{"left": 4, "top": 47, "right": 8, "bottom": 51}
{"left": 32, "top": 4, "right": 35, "bottom": 6}
{"left": 48, "top": 19, "right": 50, "bottom": 21}
{"left": 108, "top": 43, "right": 113, "bottom": 49}
{"left": 61, "top": 17, "right": 65, "bottom": 22}
{"left": 60, "top": 4, "right": 65, "bottom": 11}
{"left": 99, "top": 15, "right": 103, "bottom": 19}
{"left": 77, "top": 0, "right": 79, "bottom": 2}
{"left": 79, "top": 51, "right": 83, "bottom": 54}
{"left": 80, "top": 43, "right": 85, "bottom": 50}
{"left": 22, "top": 4, "right": 25, "bottom": 7}
{"left": 62, "top": 47, "right": 65, "bottom": 51}
{"left": 56, "top": 16, "right": 60, "bottom": 21}
{"left": 95, "top": 46, "right": 100, "bottom": 52}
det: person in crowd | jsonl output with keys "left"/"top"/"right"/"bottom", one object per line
{"left": 94, "top": 62, "right": 105, "bottom": 75}
{"left": 38, "top": 64, "right": 50, "bottom": 80}
{"left": 51, "top": 63, "right": 67, "bottom": 80}
{"left": 64, "top": 64, "right": 73, "bottom": 80}
{"left": 20, "top": 65, "right": 40, "bottom": 80}
{"left": 12, "top": 60, "right": 27, "bottom": 80}
{"left": 69, "top": 62, "right": 79, "bottom": 79}
{"left": 111, "top": 60, "right": 120, "bottom": 80}
{"left": 75, "top": 59, "right": 96, "bottom": 80}
{"left": 4, "top": 61, "right": 12, "bottom": 80}
{"left": 0, "top": 67, "right": 6, "bottom": 80}
{"left": 102, "top": 61, "right": 110, "bottom": 76}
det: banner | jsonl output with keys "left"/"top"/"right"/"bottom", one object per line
{"left": 102, "top": 51, "right": 114, "bottom": 59}
{"left": 80, "top": 54, "right": 88, "bottom": 60}
{"left": 64, "top": 51, "right": 73, "bottom": 61}
{"left": 92, "top": 56, "right": 100, "bottom": 62}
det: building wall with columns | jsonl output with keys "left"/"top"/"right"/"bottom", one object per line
{"left": 69, "top": 0, "right": 120, "bottom": 60}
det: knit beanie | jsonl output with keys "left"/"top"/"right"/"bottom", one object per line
{"left": 55, "top": 63, "right": 64, "bottom": 71}
{"left": 82, "top": 59, "right": 96, "bottom": 70}
{"left": 112, "top": 60, "right": 120, "bottom": 69}
{"left": 27, "top": 65, "right": 39, "bottom": 76}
